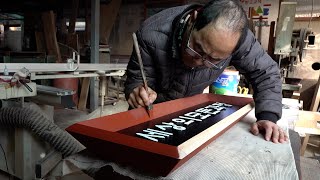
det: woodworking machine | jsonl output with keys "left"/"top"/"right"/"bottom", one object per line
{"left": 0, "top": 60, "right": 126, "bottom": 179}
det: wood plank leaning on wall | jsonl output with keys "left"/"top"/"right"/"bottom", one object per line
{"left": 99, "top": 0, "right": 122, "bottom": 45}
{"left": 41, "top": 11, "right": 62, "bottom": 63}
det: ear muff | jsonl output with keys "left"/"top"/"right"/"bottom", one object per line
{"left": 171, "top": 3, "right": 203, "bottom": 57}
{"left": 177, "top": 14, "right": 190, "bottom": 48}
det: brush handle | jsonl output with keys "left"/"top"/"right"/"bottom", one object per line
{"left": 132, "top": 33, "right": 149, "bottom": 93}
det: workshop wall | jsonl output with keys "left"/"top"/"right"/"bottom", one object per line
{"left": 109, "top": 0, "right": 281, "bottom": 56}
{"left": 187, "top": 0, "right": 280, "bottom": 49}
{"left": 239, "top": 0, "right": 279, "bottom": 50}
{"left": 109, "top": 3, "right": 144, "bottom": 56}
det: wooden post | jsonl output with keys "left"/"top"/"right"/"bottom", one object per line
{"left": 310, "top": 73, "right": 320, "bottom": 112}
{"left": 267, "top": 21, "right": 275, "bottom": 57}
{"left": 78, "top": 78, "right": 90, "bottom": 111}
{"left": 257, "top": 16, "right": 263, "bottom": 43}
{"left": 85, "top": 0, "right": 91, "bottom": 45}
{"left": 42, "top": 11, "right": 62, "bottom": 63}
{"left": 35, "top": 31, "right": 46, "bottom": 52}
{"left": 90, "top": 0, "right": 100, "bottom": 111}
{"left": 300, "top": 134, "right": 310, "bottom": 156}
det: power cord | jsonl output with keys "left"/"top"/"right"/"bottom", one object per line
{"left": 0, "top": 143, "right": 11, "bottom": 180}
{"left": 307, "top": 0, "right": 314, "bottom": 28}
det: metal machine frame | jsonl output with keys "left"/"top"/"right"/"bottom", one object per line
{"left": 0, "top": 61, "right": 126, "bottom": 179}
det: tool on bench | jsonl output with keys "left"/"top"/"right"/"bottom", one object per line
{"left": 132, "top": 33, "right": 153, "bottom": 117}
{"left": 12, "top": 67, "right": 33, "bottom": 92}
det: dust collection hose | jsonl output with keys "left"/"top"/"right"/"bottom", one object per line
{"left": 0, "top": 107, "right": 83, "bottom": 157}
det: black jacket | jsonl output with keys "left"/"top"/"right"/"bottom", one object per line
{"left": 125, "top": 5, "right": 282, "bottom": 123}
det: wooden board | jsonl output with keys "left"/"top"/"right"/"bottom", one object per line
{"left": 295, "top": 110, "right": 320, "bottom": 156}
{"left": 67, "top": 94, "right": 253, "bottom": 176}
{"left": 42, "top": 11, "right": 62, "bottom": 63}
{"left": 296, "top": 111, "right": 320, "bottom": 135}
{"left": 35, "top": 31, "right": 46, "bottom": 52}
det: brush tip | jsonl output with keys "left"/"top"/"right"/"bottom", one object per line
{"left": 147, "top": 104, "right": 153, "bottom": 110}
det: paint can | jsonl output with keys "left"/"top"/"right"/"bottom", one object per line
{"left": 210, "top": 70, "right": 240, "bottom": 95}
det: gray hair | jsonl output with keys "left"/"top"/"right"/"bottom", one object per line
{"left": 194, "top": 0, "right": 248, "bottom": 34}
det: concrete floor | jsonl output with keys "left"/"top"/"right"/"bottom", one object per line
{"left": 0, "top": 90, "right": 129, "bottom": 180}
{"left": 53, "top": 93, "right": 129, "bottom": 180}
{"left": 301, "top": 135, "right": 320, "bottom": 180}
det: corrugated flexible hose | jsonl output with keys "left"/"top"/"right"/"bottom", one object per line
{"left": 0, "top": 107, "right": 83, "bottom": 157}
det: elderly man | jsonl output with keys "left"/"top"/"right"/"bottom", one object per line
{"left": 125, "top": 0, "right": 285, "bottom": 144}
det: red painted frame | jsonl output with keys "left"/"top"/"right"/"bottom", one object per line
{"left": 67, "top": 93, "right": 253, "bottom": 176}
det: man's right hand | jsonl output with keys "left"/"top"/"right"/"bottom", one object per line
{"left": 128, "top": 86, "right": 157, "bottom": 108}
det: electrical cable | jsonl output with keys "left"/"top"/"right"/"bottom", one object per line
{"left": 58, "top": 42, "right": 79, "bottom": 55}
{"left": 58, "top": 42, "right": 80, "bottom": 71}
{"left": 307, "top": 0, "right": 314, "bottom": 28}
{"left": 0, "top": 107, "right": 84, "bottom": 157}
{"left": 0, "top": 142, "right": 10, "bottom": 180}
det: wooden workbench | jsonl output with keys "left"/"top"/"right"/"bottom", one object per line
{"left": 64, "top": 98, "right": 300, "bottom": 179}
{"left": 98, "top": 110, "right": 298, "bottom": 179}
{"left": 294, "top": 110, "right": 320, "bottom": 156}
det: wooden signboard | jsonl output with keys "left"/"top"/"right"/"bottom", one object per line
{"left": 67, "top": 93, "right": 254, "bottom": 176}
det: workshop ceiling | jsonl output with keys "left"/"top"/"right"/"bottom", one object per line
{"left": 0, "top": 0, "right": 113, "bottom": 13}
{"left": 0, "top": 0, "right": 61, "bottom": 13}
{"left": 1, "top": 0, "right": 319, "bottom": 17}
{"left": 0, "top": 0, "right": 187, "bottom": 13}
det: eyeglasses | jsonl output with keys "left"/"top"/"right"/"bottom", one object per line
{"left": 185, "top": 25, "right": 230, "bottom": 70}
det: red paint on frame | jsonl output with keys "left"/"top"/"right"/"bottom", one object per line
{"left": 67, "top": 93, "right": 253, "bottom": 176}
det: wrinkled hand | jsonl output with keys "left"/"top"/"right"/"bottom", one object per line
{"left": 250, "top": 120, "right": 288, "bottom": 143}
{"left": 128, "top": 86, "right": 157, "bottom": 108}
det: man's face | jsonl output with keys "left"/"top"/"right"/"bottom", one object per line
{"left": 183, "top": 23, "right": 240, "bottom": 69}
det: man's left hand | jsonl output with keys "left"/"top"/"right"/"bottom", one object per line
{"left": 250, "top": 120, "right": 288, "bottom": 143}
